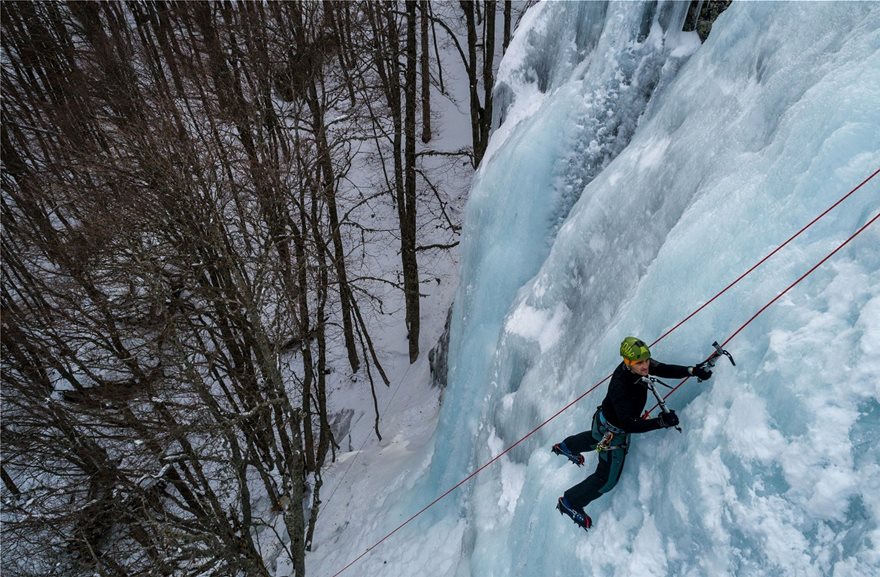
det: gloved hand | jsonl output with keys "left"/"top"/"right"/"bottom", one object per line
{"left": 657, "top": 410, "right": 679, "bottom": 429}
{"left": 690, "top": 363, "right": 713, "bottom": 381}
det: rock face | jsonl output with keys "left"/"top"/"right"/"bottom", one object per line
{"left": 428, "top": 306, "right": 453, "bottom": 390}
{"left": 684, "top": 0, "right": 733, "bottom": 41}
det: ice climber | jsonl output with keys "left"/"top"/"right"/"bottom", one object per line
{"left": 553, "top": 336, "right": 713, "bottom": 531}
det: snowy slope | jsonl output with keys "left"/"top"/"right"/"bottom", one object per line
{"left": 308, "top": 2, "right": 880, "bottom": 577}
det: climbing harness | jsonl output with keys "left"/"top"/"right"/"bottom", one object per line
{"left": 597, "top": 407, "right": 625, "bottom": 434}
{"left": 594, "top": 407, "right": 627, "bottom": 451}
{"left": 596, "top": 431, "right": 617, "bottom": 452}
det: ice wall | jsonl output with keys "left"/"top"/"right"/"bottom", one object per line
{"left": 441, "top": 1, "right": 880, "bottom": 575}
{"left": 324, "top": 2, "right": 880, "bottom": 576}
{"left": 428, "top": 0, "right": 697, "bottom": 501}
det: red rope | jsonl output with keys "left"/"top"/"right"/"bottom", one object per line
{"left": 327, "top": 168, "right": 878, "bottom": 577}
{"left": 647, "top": 209, "right": 880, "bottom": 415}
{"left": 648, "top": 167, "right": 880, "bottom": 350}
{"left": 329, "top": 375, "right": 612, "bottom": 577}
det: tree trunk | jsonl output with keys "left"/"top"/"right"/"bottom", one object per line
{"left": 481, "top": 1, "right": 496, "bottom": 153}
{"left": 503, "top": 0, "right": 512, "bottom": 53}
{"left": 460, "top": 0, "right": 496, "bottom": 167}
{"left": 403, "top": 0, "right": 421, "bottom": 363}
{"left": 420, "top": 0, "right": 432, "bottom": 143}
{"left": 1, "top": 466, "right": 21, "bottom": 497}
{"left": 306, "top": 79, "right": 361, "bottom": 374}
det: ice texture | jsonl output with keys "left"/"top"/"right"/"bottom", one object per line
{"left": 318, "top": 2, "right": 880, "bottom": 576}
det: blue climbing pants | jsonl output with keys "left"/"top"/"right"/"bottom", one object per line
{"left": 561, "top": 408, "right": 629, "bottom": 510}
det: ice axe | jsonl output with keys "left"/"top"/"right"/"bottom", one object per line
{"left": 645, "top": 376, "right": 681, "bottom": 433}
{"left": 695, "top": 341, "right": 736, "bottom": 381}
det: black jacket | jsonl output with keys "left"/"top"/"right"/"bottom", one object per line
{"left": 600, "top": 360, "right": 690, "bottom": 433}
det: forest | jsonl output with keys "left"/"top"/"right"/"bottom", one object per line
{"left": 1, "top": 2, "right": 513, "bottom": 575}
{"left": 1, "top": 1, "right": 735, "bottom": 575}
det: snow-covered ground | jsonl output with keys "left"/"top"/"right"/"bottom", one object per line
{"left": 293, "top": 4, "right": 495, "bottom": 576}
{"left": 306, "top": 3, "right": 880, "bottom": 577}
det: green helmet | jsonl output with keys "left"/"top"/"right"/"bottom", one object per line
{"left": 620, "top": 336, "right": 651, "bottom": 361}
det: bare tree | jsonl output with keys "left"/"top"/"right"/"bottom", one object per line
{"left": 425, "top": 1, "right": 504, "bottom": 168}
{"left": 403, "top": 1, "right": 421, "bottom": 363}
{"left": 420, "top": 0, "right": 433, "bottom": 142}
{"left": 2, "top": 2, "right": 471, "bottom": 575}
{"left": 460, "top": 0, "right": 496, "bottom": 167}
{"left": 503, "top": 0, "right": 512, "bottom": 52}
{"left": 0, "top": 3, "right": 356, "bottom": 575}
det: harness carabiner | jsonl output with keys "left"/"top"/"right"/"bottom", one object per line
{"left": 596, "top": 431, "right": 614, "bottom": 453}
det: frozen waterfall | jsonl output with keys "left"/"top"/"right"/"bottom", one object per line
{"left": 312, "top": 2, "right": 880, "bottom": 576}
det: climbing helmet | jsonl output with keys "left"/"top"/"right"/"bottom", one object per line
{"left": 620, "top": 336, "right": 651, "bottom": 362}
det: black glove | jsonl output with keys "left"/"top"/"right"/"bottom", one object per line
{"left": 691, "top": 364, "right": 713, "bottom": 381}
{"left": 657, "top": 410, "right": 679, "bottom": 429}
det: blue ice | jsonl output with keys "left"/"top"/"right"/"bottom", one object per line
{"left": 324, "top": 2, "right": 880, "bottom": 576}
